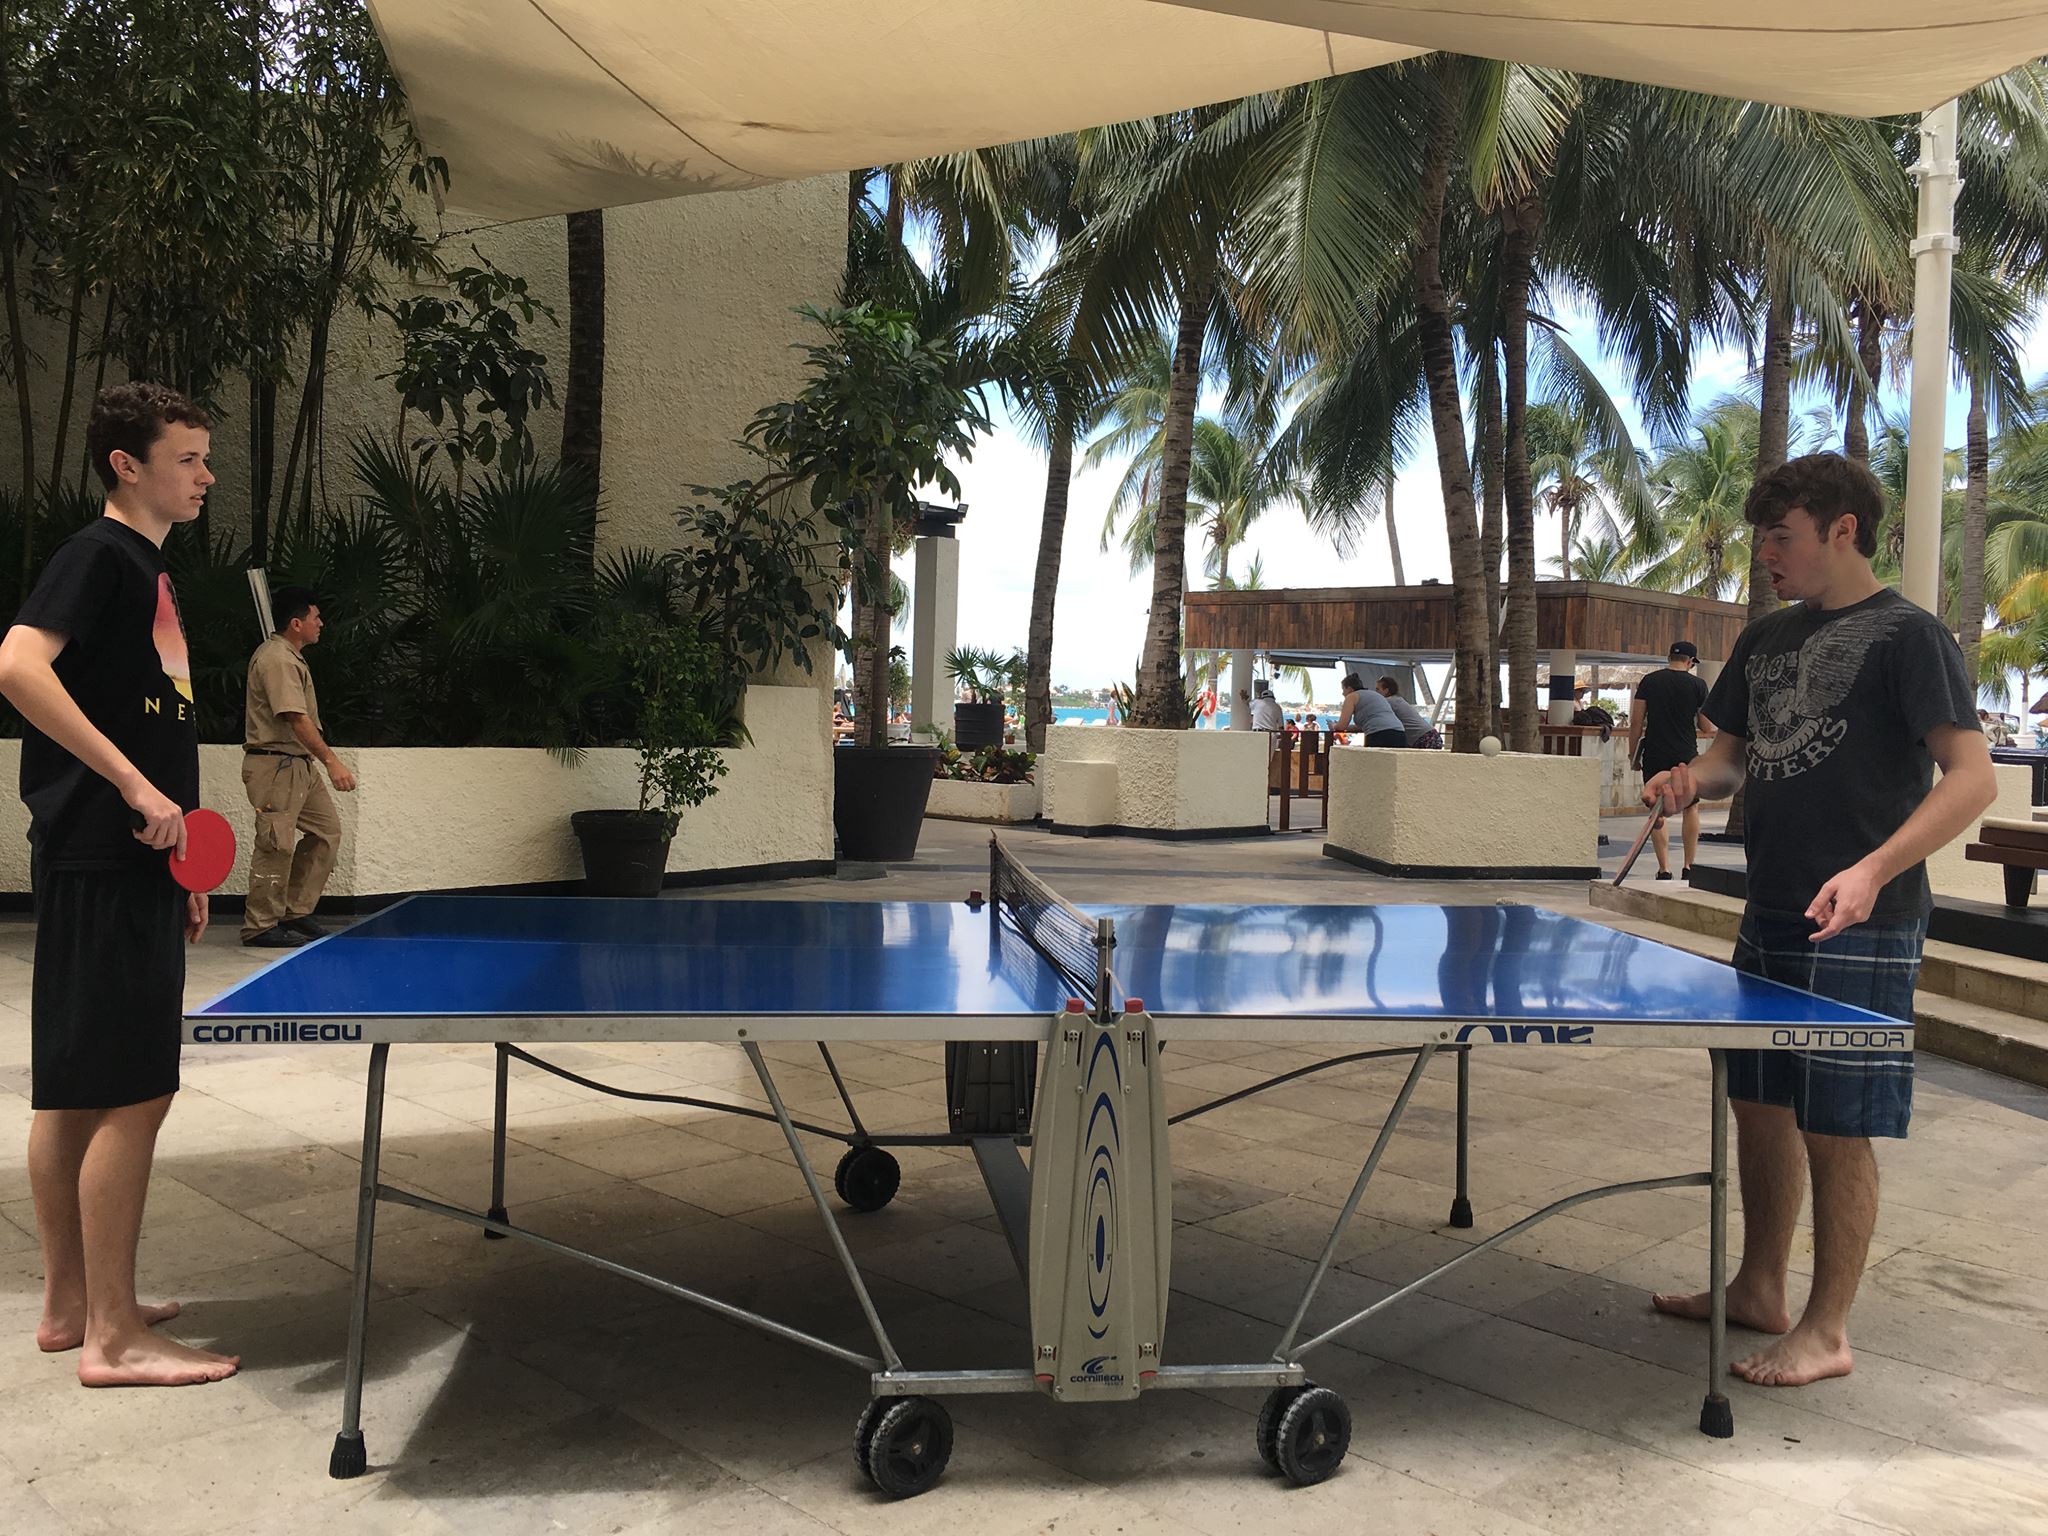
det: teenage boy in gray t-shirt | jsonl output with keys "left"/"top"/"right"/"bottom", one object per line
{"left": 1640, "top": 452, "right": 1993, "bottom": 1390}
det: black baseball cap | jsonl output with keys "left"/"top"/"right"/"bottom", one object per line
{"left": 1669, "top": 641, "right": 1698, "bottom": 661}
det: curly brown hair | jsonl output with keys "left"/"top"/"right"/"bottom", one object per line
{"left": 83, "top": 382, "right": 212, "bottom": 491}
{"left": 1741, "top": 451, "right": 1882, "bottom": 558}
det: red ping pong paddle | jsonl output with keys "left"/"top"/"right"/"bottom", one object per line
{"left": 168, "top": 808, "right": 237, "bottom": 893}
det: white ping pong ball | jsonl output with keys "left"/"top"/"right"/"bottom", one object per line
{"left": 1479, "top": 735, "right": 1503, "bottom": 757}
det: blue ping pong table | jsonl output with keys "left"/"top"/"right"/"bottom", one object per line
{"left": 186, "top": 861, "right": 1910, "bottom": 1497}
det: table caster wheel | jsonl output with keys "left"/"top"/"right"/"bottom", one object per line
{"left": 857, "top": 1395, "right": 952, "bottom": 1498}
{"left": 852, "top": 1396, "right": 889, "bottom": 1483}
{"left": 1255, "top": 1384, "right": 1308, "bottom": 1468}
{"left": 834, "top": 1146, "right": 901, "bottom": 1212}
{"left": 1273, "top": 1385, "right": 1350, "bottom": 1486}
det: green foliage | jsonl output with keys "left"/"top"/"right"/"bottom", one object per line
{"left": 935, "top": 744, "right": 1035, "bottom": 784}
{"left": 379, "top": 255, "right": 559, "bottom": 478}
{"left": 1108, "top": 675, "right": 1204, "bottom": 728}
{"left": 612, "top": 615, "right": 729, "bottom": 837}
{"left": 945, "top": 645, "right": 1024, "bottom": 704}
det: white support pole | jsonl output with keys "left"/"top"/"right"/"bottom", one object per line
{"left": 1547, "top": 648, "right": 1579, "bottom": 725}
{"left": 1229, "top": 649, "right": 1253, "bottom": 729}
{"left": 1902, "top": 100, "right": 1961, "bottom": 618}
{"left": 910, "top": 534, "right": 960, "bottom": 734}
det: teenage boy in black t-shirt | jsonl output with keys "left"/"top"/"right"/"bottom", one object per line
{"left": 1640, "top": 453, "right": 1994, "bottom": 1390}
{"left": 1631, "top": 641, "right": 1711, "bottom": 880}
{"left": 0, "top": 383, "right": 239, "bottom": 1387}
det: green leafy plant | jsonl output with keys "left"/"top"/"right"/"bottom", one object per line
{"left": 613, "top": 615, "right": 729, "bottom": 837}
{"left": 935, "top": 744, "right": 1035, "bottom": 784}
{"left": 945, "top": 645, "right": 1025, "bottom": 705}
{"left": 1109, "top": 673, "right": 1203, "bottom": 728}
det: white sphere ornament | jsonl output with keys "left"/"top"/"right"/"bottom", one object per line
{"left": 1479, "top": 735, "right": 1503, "bottom": 757}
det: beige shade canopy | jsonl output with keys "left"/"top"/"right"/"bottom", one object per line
{"left": 363, "top": 1, "right": 2048, "bottom": 223}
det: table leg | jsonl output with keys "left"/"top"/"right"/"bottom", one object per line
{"left": 486, "top": 1042, "right": 510, "bottom": 1238}
{"left": 1701, "top": 1048, "right": 1734, "bottom": 1438}
{"left": 1449, "top": 1046, "right": 1474, "bottom": 1228}
{"left": 743, "top": 1042, "right": 904, "bottom": 1373}
{"left": 330, "top": 1042, "right": 389, "bottom": 1479}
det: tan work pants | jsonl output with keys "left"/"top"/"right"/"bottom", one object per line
{"left": 241, "top": 753, "right": 341, "bottom": 938}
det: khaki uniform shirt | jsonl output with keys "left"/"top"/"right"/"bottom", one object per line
{"left": 245, "top": 634, "right": 320, "bottom": 754}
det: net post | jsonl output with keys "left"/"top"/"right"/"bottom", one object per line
{"left": 1095, "top": 916, "right": 1115, "bottom": 1022}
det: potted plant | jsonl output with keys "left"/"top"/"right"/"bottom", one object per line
{"left": 746, "top": 303, "right": 990, "bottom": 862}
{"left": 946, "top": 645, "right": 1022, "bottom": 749}
{"left": 572, "top": 617, "right": 730, "bottom": 896}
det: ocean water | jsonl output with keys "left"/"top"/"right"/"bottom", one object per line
{"left": 1049, "top": 705, "right": 1334, "bottom": 729}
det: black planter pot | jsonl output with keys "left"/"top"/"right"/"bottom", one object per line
{"left": 833, "top": 745, "right": 939, "bottom": 862}
{"left": 571, "top": 809, "right": 673, "bottom": 897}
{"left": 953, "top": 700, "right": 1005, "bottom": 750}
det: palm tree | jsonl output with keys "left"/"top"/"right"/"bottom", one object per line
{"left": 1640, "top": 399, "right": 1760, "bottom": 600}
{"left": 1527, "top": 398, "right": 1655, "bottom": 579}
{"left": 1101, "top": 414, "right": 1306, "bottom": 585}
{"left": 1048, "top": 98, "right": 1289, "bottom": 729}
{"left": 1548, "top": 533, "right": 1638, "bottom": 583}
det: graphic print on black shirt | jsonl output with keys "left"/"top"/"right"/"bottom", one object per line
{"left": 1703, "top": 588, "right": 1978, "bottom": 922}
{"left": 15, "top": 518, "right": 200, "bottom": 867}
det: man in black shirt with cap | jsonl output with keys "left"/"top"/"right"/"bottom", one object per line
{"left": 1632, "top": 641, "right": 1711, "bottom": 880}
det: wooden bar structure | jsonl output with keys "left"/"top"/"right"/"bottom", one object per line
{"left": 1185, "top": 581, "right": 1748, "bottom": 664}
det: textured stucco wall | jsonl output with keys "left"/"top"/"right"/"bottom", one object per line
{"left": 0, "top": 178, "right": 846, "bottom": 570}
{"left": 0, "top": 684, "right": 830, "bottom": 895}
{"left": 1041, "top": 726, "right": 1267, "bottom": 831}
{"left": 1925, "top": 761, "right": 2033, "bottom": 903}
{"left": 1327, "top": 746, "right": 1600, "bottom": 871}
{"left": 925, "top": 778, "right": 1039, "bottom": 824}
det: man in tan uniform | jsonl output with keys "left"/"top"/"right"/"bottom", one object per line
{"left": 242, "top": 587, "right": 353, "bottom": 947}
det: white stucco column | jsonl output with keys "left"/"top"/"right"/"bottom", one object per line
{"left": 1547, "top": 648, "right": 1578, "bottom": 724}
{"left": 1902, "top": 100, "right": 1960, "bottom": 616}
{"left": 1229, "top": 649, "right": 1253, "bottom": 729}
{"left": 910, "top": 532, "right": 960, "bottom": 734}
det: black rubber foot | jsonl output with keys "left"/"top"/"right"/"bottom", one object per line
{"left": 1699, "top": 1392, "right": 1734, "bottom": 1439}
{"left": 1448, "top": 1197, "right": 1474, "bottom": 1229}
{"left": 484, "top": 1203, "right": 509, "bottom": 1240}
{"left": 329, "top": 1430, "right": 368, "bottom": 1479}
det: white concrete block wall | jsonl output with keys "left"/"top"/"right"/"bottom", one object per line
{"left": 1326, "top": 746, "right": 1600, "bottom": 874}
{"left": 1040, "top": 726, "right": 1266, "bottom": 833}
{"left": 0, "top": 684, "right": 832, "bottom": 896}
{"left": 925, "top": 779, "right": 1039, "bottom": 824}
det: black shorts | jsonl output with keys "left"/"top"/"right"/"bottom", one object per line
{"left": 32, "top": 859, "right": 185, "bottom": 1110}
{"left": 1641, "top": 749, "right": 1696, "bottom": 784}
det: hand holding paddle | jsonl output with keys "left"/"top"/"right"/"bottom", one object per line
{"left": 128, "top": 801, "right": 238, "bottom": 893}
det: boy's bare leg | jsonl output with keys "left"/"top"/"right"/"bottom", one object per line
{"left": 1652, "top": 815, "right": 1672, "bottom": 874}
{"left": 1734, "top": 1131, "right": 1874, "bottom": 1386}
{"left": 68, "top": 1096, "right": 237, "bottom": 1386}
{"left": 1682, "top": 802, "right": 1702, "bottom": 870}
{"left": 29, "top": 1108, "right": 180, "bottom": 1351}
{"left": 1652, "top": 1099, "right": 1800, "bottom": 1333}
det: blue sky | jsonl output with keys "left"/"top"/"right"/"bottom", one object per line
{"left": 874, "top": 292, "right": 2048, "bottom": 702}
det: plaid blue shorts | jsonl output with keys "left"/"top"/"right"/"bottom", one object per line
{"left": 1725, "top": 908, "right": 1925, "bottom": 1139}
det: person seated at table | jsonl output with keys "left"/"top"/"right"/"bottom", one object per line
{"left": 1374, "top": 678, "right": 1433, "bottom": 746}
{"left": 1338, "top": 673, "right": 1407, "bottom": 748}
{"left": 1980, "top": 709, "right": 2014, "bottom": 747}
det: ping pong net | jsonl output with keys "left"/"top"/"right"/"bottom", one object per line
{"left": 989, "top": 834, "right": 1116, "bottom": 1018}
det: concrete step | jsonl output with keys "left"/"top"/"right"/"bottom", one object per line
{"left": 1588, "top": 879, "right": 2048, "bottom": 1028}
{"left": 1583, "top": 900, "right": 2048, "bottom": 1091}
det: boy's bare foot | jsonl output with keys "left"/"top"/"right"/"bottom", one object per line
{"left": 1732, "top": 1325, "right": 1854, "bottom": 1387}
{"left": 37, "top": 1300, "right": 181, "bottom": 1353}
{"left": 1650, "top": 1283, "right": 1792, "bottom": 1335}
{"left": 78, "top": 1331, "right": 238, "bottom": 1387}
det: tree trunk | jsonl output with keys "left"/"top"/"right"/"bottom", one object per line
{"left": 47, "top": 273, "right": 87, "bottom": 493}
{"left": 277, "top": 309, "right": 332, "bottom": 528}
{"left": 78, "top": 285, "right": 115, "bottom": 492}
{"left": 1844, "top": 297, "right": 1882, "bottom": 464}
{"left": 1502, "top": 196, "right": 1543, "bottom": 754}
{"left": 1025, "top": 424, "right": 1074, "bottom": 753}
{"left": 1959, "top": 369, "right": 1989, "bottom": 679}
{"left": 1475, "top": 350, "right": 1504, "bottom": 653}
{"left": 249, "top": 374, "right": 276, "bottom": 563}
{"left": 1383, "top": 466, "right": 1405, "bottom": 585}
{"left": 856, "top": 491, "right": 893, "bottom": 748}
{"left": 1131, "top": 255, "right": 1214, "bottom": 729}
{"left": 1, "top": 178, "right": 35, "bottom": 520}
{"left": 1728, "top": 282, "right": 1794, "bottom": 839}
{"left": 561, "top": 208, "right": 606, "bottom": 529}
{"left": 1414, "top": 92, "right": 1491, "bottom": 753}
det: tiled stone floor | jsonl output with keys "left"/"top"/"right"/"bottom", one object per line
{"left": 1, "top": 818, "right": 2043, "bottom": 1535}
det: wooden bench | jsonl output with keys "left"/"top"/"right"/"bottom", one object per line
{"left": 1270, "top": 730, "right": 1329, "bottom": 830}
{"left": 1964, "top": 817, "right": 2048, "bottom": 907}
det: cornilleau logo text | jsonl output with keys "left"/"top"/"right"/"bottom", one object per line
{"left": 1771, "top": 1028, "right": 1907, "bottom": 1049}
{"left": 192, "top": 1021, "right": 363, "bottom": 1044}
{"left": 1454, "top": 1023, "right": 1595, "bottom": 1045}
{"left": 1070, "top": 1354, "right": 1123, "bottom": 1385}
